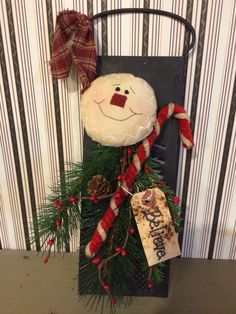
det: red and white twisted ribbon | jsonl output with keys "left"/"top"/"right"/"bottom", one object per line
{"left": 85, "top": 103, "right": 194, "bottom": 258}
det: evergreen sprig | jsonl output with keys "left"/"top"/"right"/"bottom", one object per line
{"left": 31, "top": 144, "right": 181, "bottom": 312}
{"left": 78, "top": 146, "right": 181, "bottom": 312}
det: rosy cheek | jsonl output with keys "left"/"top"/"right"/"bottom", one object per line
{"left": 92, "top": 90, "right": 107, "bottom": 102}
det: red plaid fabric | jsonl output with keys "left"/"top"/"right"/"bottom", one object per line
{"left": 49, "top": 10, "right": 97, "bottom": 93}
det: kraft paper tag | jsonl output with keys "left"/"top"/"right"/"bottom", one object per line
{"left": 131, "top": 188, "right": 181, "bottom": 266}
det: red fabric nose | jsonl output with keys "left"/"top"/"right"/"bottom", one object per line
{"left": 110, "top": 93, "right": 127, "bottom": 108}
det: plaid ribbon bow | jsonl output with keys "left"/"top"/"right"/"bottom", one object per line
{"left": 49, "top": 10, "right": 97, "bottom": 92}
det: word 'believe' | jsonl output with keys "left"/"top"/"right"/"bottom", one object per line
{"left": 142, "top": 207, "right": 167, "bottom": 260}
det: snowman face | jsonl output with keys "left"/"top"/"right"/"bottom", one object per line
{"left": 81, "top": 73, "right": 157, "bottom": 147}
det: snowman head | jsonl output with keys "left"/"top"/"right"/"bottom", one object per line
{"left": 81, "top": 73, "right": 158, "bottom": 147}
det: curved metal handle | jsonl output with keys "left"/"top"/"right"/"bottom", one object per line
{"left": 92, "top": 8, "right": 196, "bottom": 56}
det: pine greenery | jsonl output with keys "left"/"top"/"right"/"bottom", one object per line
{"left": 31, "top": 144, "right": 181, "bottom": 312}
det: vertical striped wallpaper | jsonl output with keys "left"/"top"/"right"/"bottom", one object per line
{"left": 0, "top": 0, "right": 235, "bottom": 260}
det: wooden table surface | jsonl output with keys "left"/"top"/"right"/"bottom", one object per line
{"left": 0, "top": 250, "right": 235, "bottom": 314}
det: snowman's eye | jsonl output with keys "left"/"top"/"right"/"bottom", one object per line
{"left": 115, "top": 87, "right": 120, "bottom": 92}
{"left": 124, "top": 90, "right": 129, "bottom": 94}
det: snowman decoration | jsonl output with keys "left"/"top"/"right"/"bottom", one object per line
{"left": 80, "top": 73, "right": 194, "bottom": 258}
{"left": 43, "top": 11, "right": 195, "bottom": 305}
{"left": 81, "top": 73, "right": 157, "bottom": 147}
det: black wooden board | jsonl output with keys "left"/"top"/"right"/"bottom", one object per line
{"left": 79, "top": 55, "right": 186, "bottom": 298}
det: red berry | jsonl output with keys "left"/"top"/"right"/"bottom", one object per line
{"left": 129, "top": 227, "right": 135, "bottom": 235}
{"left": 112, "top": 298, "right": 117, "bottom": 305}
{"left": 115, "top": 246, "right": 121, "bottom": 253}
{"left": 47, "top": 239, "right": 54, "bottom": 246}
{"left": 148, "top": 281, "right": 153, "bottom": 289}
{"left": 117, "top": 174, "right": 123, "bottom": 181}
{"left": 90, "top": 195, "right": 96, "bottom": 201}
{"left": 55, "top": 219, "right": 62, "bottom": 226}
{"left": 56, "top": 204, "right": 63, "bottom": 210}
{"left": 70, "top": 196, "right": 78, "bottom": 203}
{"left": 119, "top": 158, "right": 123, "bottom": 163}
{"left": 157, "top": 181, "right": 164, "bottom": 187}
{"left": 127, "top": 147, "right": 132, "bottom": 154}
{"left": 172, "top": 196, "right": 180, "bottom": 205}
{"left": 98, "top": 263, "right": 103, "bottom": 270}
{"left": 121, "top": 248, "right": 126, "bottom": 256}
{"left": 144, "top": 166, "right": 151, "bottom": 173}
{"left": 117, "top": 174, "right": 126, "bottom": 181}
{"left": 90, "top": 195, "right": 98, "bottom": 203}
{"left": 43, "top": 257, "right": 48, "bottom": 264}
{"left": 53, "top": 199, "right": 60, "bottom": 205}
{"left": 103, "top": 282, "right": 109, "bottom": 291}
{"left": 91, "top": 257, "right": 100, "bottom": 265}
{"left": 153, "top": 265, "right": 158, "bottom": 271}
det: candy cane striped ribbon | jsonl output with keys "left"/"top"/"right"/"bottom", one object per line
{"left": 85, "top": 103, "right": 193, "bottom": 258}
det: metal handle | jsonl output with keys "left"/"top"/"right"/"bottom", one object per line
{"left": 92, "top": 8, "right": 196, "bottom": 56}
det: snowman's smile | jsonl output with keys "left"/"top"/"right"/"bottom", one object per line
{"left": 94, "top": 99, "right": 143, "bottom": 122}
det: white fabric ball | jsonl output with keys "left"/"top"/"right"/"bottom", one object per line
{"left": 81, "top": 73, "right": 158, "bottom": 147}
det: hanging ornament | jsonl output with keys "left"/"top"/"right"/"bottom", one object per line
{"left": 34, "top": 72, "right": 193, "bottom": 310}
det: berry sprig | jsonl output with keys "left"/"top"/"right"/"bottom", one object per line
{"left": 147, "top": 266, "right": 155, "bottom": 290}
{"left": 52, "top": 189, "right": 116, "bottom": 208}
{"left": 90, "top": 205, "right": 134, "bottom": 305}
{"left": 43, "top": 216, "right": 63, "bottom": 264}
{"left": 51, "top": 147, "right": 131, "bottom": 213}
{"left": 43, "top": 238, "right": 55, "bottom": 264}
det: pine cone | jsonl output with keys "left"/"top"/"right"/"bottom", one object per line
{"left": 87, "top": 175, "right": 112, "bottom": 196}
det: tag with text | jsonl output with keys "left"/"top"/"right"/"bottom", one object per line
{"left": 131, "top": 188, "right": 181, "bottom": 266}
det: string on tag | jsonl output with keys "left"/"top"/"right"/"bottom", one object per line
{"left": 143, "top": 189, "right": 153, "bottom": 202}
{"left": 119, "top": 183, "right": 134, "bottom": 196}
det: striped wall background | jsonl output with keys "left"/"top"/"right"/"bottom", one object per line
{"left": 0, "top": 0, "right": 235, "bottom": 260}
